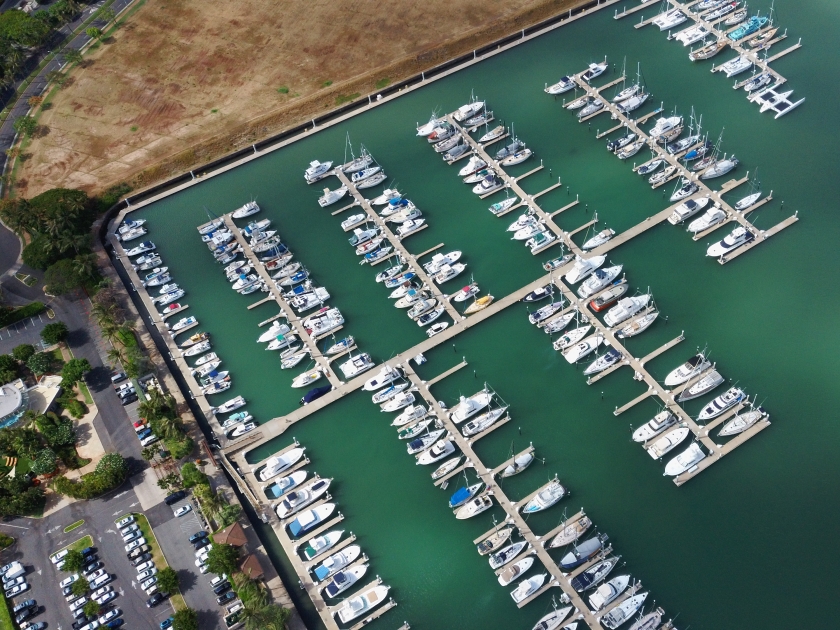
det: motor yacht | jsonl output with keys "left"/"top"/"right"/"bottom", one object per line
{"left": 348, "top": 227, "right": 380, "bottom": 247}
{"left": 211, "top": 395, "right": 245, "bottom": 415}
{"left": 397, "top": 219, "right": 426, "bottom": 238}
{"left": 667, "top": 133, "right": 701, "bottom": 155}
{"left": 228, "top": 421, "right": 254, "bottom": 437}
{"left": 606, "top": 133, "right": 636, "bottom": 153}
{"left": 434, "top": 263, "right": 467, "bottom": 284}
{"left": 728, "top": 15, "right": 768, "bottom": 41}
{"left": 564, "top": 255, "right": 606, "bottom": 284}
{"left": 670, "top": 179, "right": 699, "bottom": 202}
{"left": 452, "top": 282, "right": 480, "bottom": 302}
{"left": 303, "top": 308, "right": 344, "bottom": 337}
{"left": 416, "top": 114, "right": 443, "bottom": 136}
{"left": 648, "top": 116, "right": 683, "bottom": 141}
{"left": 664, "top": 353, "right": 711, "bottom": 386}
{"left": 688, "top": 206, "right": 726, "bottom": 233}
{"left": 615, "top": 91, "right": 649, "bottom": 115}
{"left": 371, "top": 382, "right": 409, "bottom": 405}
{"left": 417, "top": 306, "right": 445, "bottom": 327}
{"left": 589, "top": 575, "right": 631, "bottom": 611}
{"left": 497, "top": 558, "right": 534, "bottom": 587}
{"left": 459, "top": 155, "right": 487, "bottom": 177}
{"left": 545, "top": 75, "right": 576, "bottom": 94}
{"left": 375, "top": 264, "right": 405, "bottom": 283}
{"left": 232, "top": 201, "right": 261, "bottom": 218}
{"left": 339, "top": 353, "right": 375, "bottom": 378}
{"left": 472, "top": 173, "right": 505, "bottom": 196}
{"left": 668, "top": 196, "right": 710, "bottom": 225}
{"left": 322, "top": 564, "right": 368, "bottom": 599}
{"left": 603, "top": 294, "right": 650, "bottom": 327}
{"left": 719, "top": 407, "right": 767, "bottom": 436}
{"left": 581, "top": 59, "right": 608, "bottom": 82}
{"left": 334, "top": 584, "right": 390, "bottom": 624}
{"left": 135, "top": 254, "right": 163, "bottom": 271}
{"left": 391, "top": 404, "right": 427, "bottom": 427}
{"left": 664, "top": 443, "right": 706, "bottom": 476}
{"left": 416, "top": 439, "right": 455, "bottom": 465}
{"left": 450, "top": 388, "right": 493, "bottom": 423}
{"left": 489, "top": 197, "right": 519, "bottom": 215}
{"left": 264, "top": 470, "right": 307, "bottom": 500}
{"left": 363, "top": 365, "right": 404, "bottom": 392}
{"left": 452, "top": 100, "right": 485, "bottom": 122}
{"left": 407, "top": 298, "right": 438, "bottom": 321}
{"left": 455, "top": 494, "right": 493, "bottom": 519}
{"left": 510, "top": 574, "right": 548, "bottom": 604}
{"left": 602, "top": 593, "right": 648, "bottom": 629}
{"left": 125, "top": 241, "right": 156, "bottom": 257}
{"left": 706, "top": 226, "right": 754, "bottom": 257}
{"left": 699, "top": 387, "right": 747, "bottom": 420}
{"left": 646, "top": 427, "right": 690, "bottom": 459}
{"left": 275, "top": 478, "right": 332, "bottom": 519}
{"left": 578, "top": 265, "right": 623, "bottom": 299}
{"left": 632, "top": 411, "right": 677, "bottom": 442}
{"left": 527, "top": 231, "right": 556, "bottom": 254}
{"left": 426, "top": 321, "right": 449, "bottom": 337}
{"left": 563, "top": 334, "right": 604, "bottom": 363}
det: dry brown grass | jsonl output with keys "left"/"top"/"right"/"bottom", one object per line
{"left": 17, "top": 0, "right": 586, "bottom": 197}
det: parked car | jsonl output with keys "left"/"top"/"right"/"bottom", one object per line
{"left": 98, "top": 609, "right": 121, "bottom": 625}
{"left": 82, "top": 562, "right": 103, "bottom": 576}
{"left": 159, "top": 617, "right": 173, "bottom": 630}
{"left": 69, "top": 596, "right": 88, "bottom": 611}
{"left": 212, "top": 582, "right": 231, "bottom": 596}
{"left": 59, "top": 574, "right": 80, "bottom": 589}
{"left": 193, "top": 539, "right": 210, "bottom": 551}
{"left": 106, "top": 620, "right": 123, "bottom": 629}
{"left": 140, "top": 434, "right": 159, "bottom": 446}
{"left": 90, "top": 574, "right": 112, "bottom": 589}
{"left": 50, "top": 550, "right": 68, "bottom": 565}
{"left": 216, "top": 592, "right": 236, "bottom": 605}
{"left": 188, "top": 531, "right": 207, "bottom": 544}
{"left": 140, "top": 577, "right": 157, "bottom": 591}
{"left": 81, "top": 547, "right": 95, "bottom": 557}
{"left": 117, "top": 387, "right": 135, "bottom": 399}
{"left": 122, "top": 530, "right": 141, "bottom": 543}
{"left": 164, "top": 491, "right": 186, "bottom": 506}
{"left": 173, "top": 505, "right": 191, "bottom": 517}
{"left": 127, "top": 545, "right": 150, "bottom": 559}
{"left": 137, "top": 428, "right": 152, "bottom": 440}
{"left": 209, "top": 574, "right": 228, "bottom": 588}
{"left": 95, "top": 591, "right": 116, "bottom": 605}
{"left": 91, "top": 585, "right": 112, "bottom": 599}
{"left": 12, "top": 600, "right": 35, "bottom": 614}
{"left": 146, "top": 593, "right": 165, "bottom": 608}
{"left": 198, "top": 564, "right": 209, "bottom": 574}
{"left": 137, "top": 568, "right": 157, "bottom": 581}
{"left": 111, "top": 372, "right": 127, "bottom": 384}
{"left": 81, "top": 554, "right": 99, "bottom": 566}
{"left": 120, "top": 395, "right": 138, "bottom": 406}
{"left": 115, "top": 515, "right": 135, "bottom": 528}
{"left": 15, "top": 607, "right": 37, "bottom": 624}
{"left": 115, "top": 382, "right": 133, "bottom": 394}
{"left": 133, "top": 560, "right": 154, "bottom": 572}
{"left": 5, "top": 581, "right": 29, "bottom": 597}
{"left": 125, "top": 538, "right": 146, "bottom": 553}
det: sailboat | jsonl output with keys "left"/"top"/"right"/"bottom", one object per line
{"left": 734, "top": 169, "right": 763, "bottom": 210}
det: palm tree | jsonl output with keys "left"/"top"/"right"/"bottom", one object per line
{"left": 72, "top": 254, "right": 97, "bottom": 280}
{"left": 106, "top": 347, "right": 125, "bottom": 368}
{"left": 155, "top": 415, "right": 182, "bottom": 439}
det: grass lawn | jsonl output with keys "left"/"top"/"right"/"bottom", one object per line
{"left": 125, "top": 513, "right": 187, "bottom": 611}
{"left": 0, "top": 594, "right": 12, "bottom": 630}
{"left": 78, "top": 381, "right": 93, "bottom": 405}
{"left": 51, "top": 533, "right": 93, "bottom": 559}
{"left": 64, "top": 519, "right": 84, "bottom": 533}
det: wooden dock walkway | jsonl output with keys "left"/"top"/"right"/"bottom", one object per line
{"left": 426, "top": 360, "right": 468, "bottom": 387}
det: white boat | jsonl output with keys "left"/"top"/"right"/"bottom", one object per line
{"left": 563, "top": 334, "right": 604, "bottom": 363}
{"left": 212, "top": 395, "right": 245, "bottom": 415}
{"left": 417, "top": 306, "right": 445, "bottom": 327}
{"left": 458, "top": 155, "right": 487, "bottom": 177}
{"left": 664, "top": 443, "right": 706, "bottom": 476}
{"left": 288, "top": 503, "right": 335, "bottom": 538}
{"left": 125, "top": 241, "right": 156, "bottom": 256}
{"left": 455, "top": 494, "right": 493, "bottom": 519}
{"left": 734, "top": 191, "right": 761, "bottom": 211}
{"left": 582, "top": 60, "right": 608, "bottom": 82}
{"left": 719, "top": 407, "right": 767, "bottom": 436}
{"left": 521, "top": 479, "right": 565, "bottom": 513}
{"left": 700, "top": 155, "right": 738, "bottom": 179}
{"left": 322, "top": 564, "right": 368, "bottom": 599}
{"left": 615, "top": 91, "right": 649, "bottom": 115}
{"left": 135, "top": 254, "right": 163, "bottom": 271}
{"left": 291, "top": 369, "right": 322, "bottom": 389}
{"left": 193, "top": 361, "right": 222, "bottom": 378}
{"left": 612, "top": 83, "right": 639, "bottom": 103}
{"left": 264, "top": 470, "right": 306, "bottom": 499}
{"left": 424, "top": 250, "right": 462, "bottom": 274}
{"left": 675, "top": 24, "right": 709, "bottom": 46}
{"left": 653, "top": 8, "right": 686, "bottom": 30}
{"left": 375, "top": 264, "right": 405, "bottom": 283}
{"left": 577, "top": 98, "right": 604, "bottom": 118}
{"left": 577, "top": 265, "right": 622, "bottom": 299}
{"left": 670, "top": 179, "right": 699, "bottom": 202}
{"left": 382, "top": 392, "right": 415, "bottom": 413}
{"left": 564, "top": 255, "right": 606, "bottom": 284}
{"left": 603, "top": 294, "right": 650, "bottom": 327}
{"left": 192, "top": 351, "right": 218, "bottom": 367}
{"left": 529, "top": 301, "right": 565, "bottom": 325}
{"left": 513, "top": 220, "right": 543, "bottom": 241}
{"left": 449, "top": 389, "right": 493, "bottom": 423}
{"left": 416, "top": 439, "right": 456, "bottom": 465}
{"left": 646, "top": 427, "right": 690, "bottom": 459}
{"left": 407, "top": 298, "right": 438, "bottom": 320}
{"left": 452, "top": 282, "right": 480, "bottom": 302}
{"left": 461, "top": 407, "right": 507, "bottom": 437}
{"left": 472, "top": 174, "right": 505, "bottom": 195}
{"left": 549, "top": 517, "right": 592, "bottom": 549}
{"left": 453, "top": 100, "right": 485, "bottom": 122}
{"left": 706, "top": 225, "right": 754, "bottom": 257}
{"left": 543, "top": 311, "right": 576, "bottom": 335}
{"left": 340, "top": 213, "right": 366, "bottom": 231}
{"left": 275, "top": 477, "right": 332, "bottom": 519}
{"left": 527, "top": 231, "right": 556, "bottom": 254}
{"left": 489, "top": 197, "right": 519, "bottom": 215}
{"left": 303, "top": 308, "right": 344, "bottom": 337}
{"left": 632, "top": 411, "right": 677, "bottom": 442}
{"left": 348, "top": 227, "right": 379, "bottom": 247}
{"left": 510, "top": 574, "right": 547, "bottom": 604}
{"left": 416, "top": 114, "right": 443, "bottom": 136}
{"left": 356, "top": 171, "right": 387, "bottom": 189}
{"left": 363, "top": 365, "right": 404, "bottom": 392}
{"left": 648, "top": 116, "right": 683, "bottom": 141}
{"left": 479, "top": 125, "right": 505, "bottom": 143}
{"left": 649, "top": 165, "right": 676, "bottom": 186}
{"left": 290, "top": 288, "right": 330, "bottom": 313}
{"left": 688, "top": 206, "right": 727, "bottom": 233}
{"left": 531, "top": 607, "right": 574, "bottom": 630}
{"left": 228, "top": 421, "right": 256, "bottom": 437}
{"left": 583, "top": 348, "right": 623, "bottom": 376}
{"left": 489, "top": 540, "right": 529, "bottom": 569}
{"left": 601, "top": 592, "right": 648, "bottom": 629}
{"left": 334, "top": 584, "right": 390, "bottom": 624}
{"left": 501, "top": 452, "right": 534, "bottom": 477}
{"left": 266, "top": 334, "right": 298, "bottom": 351}
{"left": 303, "top": 529, "right": 344, "bottom": 560}
{"left": 221, "top": 411, "right": 252, "bottom": 429}
{"left": 397, "top": 418, "right": 432, "bottom": 441}
{"left": 232, "top": 201, "right": 261, "bottom": 218}
{"left": 281, "top": 352, "right": 310, "bottom": 370}
{"left": 553, "top": 324, "right": 591, "bottom": 351}
{"left": 698, "top": 387, "right": 746, "bottom": 420}
{"left": 545, "top": 75, "right": 576, "bottom": 94}
{"left": 427, "top": 322, "right": 449, "bottom": 337}
{"left": 119, "top": 226, "right": 147, "bottom": 242}
{"left": 258, "top": 321, "right": 291, "bottom": 343}
{"left": 406, "top": 430, "right": 445, "bottom": 455}
{"left": 304, "top": 161, "right": 332, "bottom": 183}
{"left": 391, "top": 405, "right": 427, "bottom": 427}
{"left": 507, "top": 212, "right": 536, "bottom": 232}
{"left": 677, "top": 369, "right": 724, "bottom": 401}
{"left": 664, "top": 353, "right": 711, "bottom": 386}
{"left": 581, "top": 229, "right": 615, "bottom": 251}
{"left": 339, "top": 353, "right": 375, "bottom": 378}
{"left": 668, "top": 196, "right": 711, "bottom": 225}
{"left": 434, "top": 263, "right": 467, "bottom": 284}
{"left": 501, "top": 148, "right": 533, "bottom": 166}
{"left": 371, "top": 189, "right": 401, "bottom": 205}
{"left": 589, "top": 575, "right": 630, "bottom": 611}
{"left": 719, "top": 55, "right": 752, "bottom": 77}
{"left": 498, "top": 557, "right": 535, "bottom": 587}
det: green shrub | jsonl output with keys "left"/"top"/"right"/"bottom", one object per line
{"left": 70, "top": 577, "right": 89, "bottom": 596}
{"left": 180, "top": 462, "right": 208, "bottom": 488}
{"left": 31, "top": 448, "right": 57, "bottom": 476}
{"left": 165, "top": 436, "right": 194, "bottom": 460}
{"left": 0, "top": 533, "right": 13, "bottom": 549}
{"left": 60, "top": 398, "right": 86, "bottom": 419}
{"left": 12, "top": 345, "right": 35, "bottom": 362}
{"left": 41, "top": 321, "right": 68, "bottom": 345}
{"left": 21, "top": 235, "right": 62, "bottom": 270}
{"left": 27, "top": 352, "right": 53, "bottom": 375}
{"left": 0, "top": 302, "right": 46, "bottom": 327}
{"left": 60, "top": 358, "right": 90, "bottom": 388}
{"left": 206, "top": 543, "right": 239, "bottom": 577}
{"left": 51, "top": 452, "right": 128, "bottom": 499}
{"left": 172, "top": 608, "right": 198, "bottom": 630}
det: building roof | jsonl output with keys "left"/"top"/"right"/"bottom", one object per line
{"left": 0, "top": 383, "right": 23, "bottom": 421}
{"left": 214, "top": 522, "right": 247, "bottom": 546}
{"left": 239, "top": 554, "right": 264, "bottom": 579}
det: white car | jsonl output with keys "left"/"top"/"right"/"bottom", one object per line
{"left": 209, "top": 574, "right": 228, "bottom": 587}
{"left": 122, "top": 530, "right": 141, "bottom": 543}
{"left": 5, "top": 582, "right": 28, "bottom": 597}
{"left": 116, "top": 515, "right": 135, "bottom": 528}
{"left": 91, "top": 585, "right": 112, "bottom": 599}
{"left": 140, "top": 434, "right": 159, "bottom": 447}
{"left": 125, "top": 537, "right": 146, "bottom": 552}
{"left": 119, "top": 523, "right": 139, "bottom": 536}
{"left": 198, "top": 564, "right": 209, "bottom": 574}
{"left": 90, "top": 574, "right": 112, "bottom": 589}
{"left": 70, "top": 596, "right": 88, "bottom": 611}
{"left": 173, "top": 505, "right": 192, "bottom": 518}
{"left": 140, "top": 577, "right": 157, "bottom": 590}
{"left": 195, "top": 558, "right": 207, "bottom": 568}
{"left": 95, "top": 590, "right": 116, "bottom": 605}
{"left": 59, "top": 573, "right": 80, "bottom": 589}
{"left": 134, "top": 560, "right": 154, "bottom": 573}
{"left": 98, "top": 609, "right": 121, "bottom": 625}
{"left": 51, "top": 549, "right": 69, "bottom": 564}
{"left": 137, "top": 568, "right": 157, "bottom": 581}
{"left": 86, "top": 569, "right": 106, "bottom": 582}
{"left": 195, "top": 546, "right": 211, "bottom": 558}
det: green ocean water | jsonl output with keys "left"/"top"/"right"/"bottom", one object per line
{"left": 131, "top": 1, "right": 840, "bottom": 628}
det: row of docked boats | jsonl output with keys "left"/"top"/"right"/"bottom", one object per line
{"left": 255, "top": 442, "right": 392, "bottom": 622}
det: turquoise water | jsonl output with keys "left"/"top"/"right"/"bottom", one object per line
{"left": 132, "top": 2, "right": 840, "bottom": 629}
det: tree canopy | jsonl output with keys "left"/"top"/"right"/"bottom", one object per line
{"left": 41, "top": 321, "right": 69, "bottom": 345}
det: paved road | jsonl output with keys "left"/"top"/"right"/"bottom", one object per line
{"left": 0, "top": 0, "right": 138, "bottom": 278}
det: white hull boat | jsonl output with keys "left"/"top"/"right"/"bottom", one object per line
{"left": 603, "top": 294, "right": 650, "bottom": 328}
{"left": 668, "top": 196, "right": 711, "bottom": 225}
{"left": 632, "top": 411, "right": 677, "bottom": 443}
{"left": 664, "top": 443, "right": 706, "bottom": 476}
{"left": 553, "top": 324, "right": 591, "bottom": 351}
{"left": 664, "top": 353, "right": 711, "bottom": 386}
{"left": 688, "top": 206, "right": 727, "bottom": 233}
{"left": 719, "top": 407, "right": 767, "bottom": 436}
{"left": 647, "top": 427, "right": 690, "bottom": 459}
{"left": 449, "top": 389, "right": 493, "bottom": 423}
{"left": 706, "top": 226, "right": 754, "bottom": 257}
{"left": 563, "top": 334, "right": 604, "bottom": 363}
{"left": 511, "top": 574, "right": 547, "bottom": 604}
{"left": 698, "top": 387, "right": 746, "bottom": 420}
{"left": 578, "top": 265, "right": 623, "bottom": 299}
{"left": 564, "top": 255, "right": 607, "bottom": 284}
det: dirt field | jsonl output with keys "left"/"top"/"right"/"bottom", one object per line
{"left": 17, "top": 0, "right": 587, "bottom": 197}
